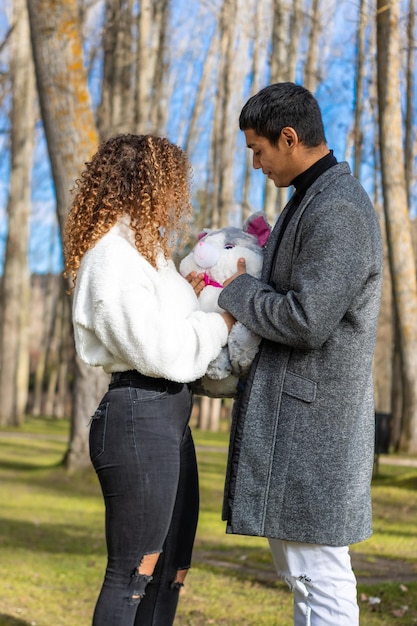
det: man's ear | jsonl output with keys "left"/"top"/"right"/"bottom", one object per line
{"left": 281, "top": 127, "right": 298, "bottom": 148}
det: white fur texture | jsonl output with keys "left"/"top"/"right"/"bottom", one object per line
{"left": 179, "top": 219, "right": 269, "bottom": 397}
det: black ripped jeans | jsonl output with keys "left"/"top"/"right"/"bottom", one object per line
{"left": 89, "top": 372, "right": 199, "bottom": 626}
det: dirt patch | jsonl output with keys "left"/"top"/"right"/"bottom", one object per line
{"left": 196, "top": 551, "right": 417, "bottom": 586}
{"left": 352, "top": 552, "right": 417, "bottom": 584}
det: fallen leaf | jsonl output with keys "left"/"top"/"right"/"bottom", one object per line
{"left": 392, "top": 606, "right": 408, "bottom": 618}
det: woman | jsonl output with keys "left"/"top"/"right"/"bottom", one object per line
{"left": 64, "top": 133, "right": 234, "bottom": 625}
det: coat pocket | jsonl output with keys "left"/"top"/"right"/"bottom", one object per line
{"left": 282, "top": 370, "right": 317, "bottom": 403}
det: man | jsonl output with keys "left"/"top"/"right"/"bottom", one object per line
{"left": 218, "top": 83, "right": 383, "bottom": 625}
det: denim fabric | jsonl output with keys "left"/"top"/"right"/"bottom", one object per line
{"left": 89, "top": 374, "right": 198, "bottom": 625}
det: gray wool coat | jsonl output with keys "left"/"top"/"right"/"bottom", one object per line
{"left": 218, "top": 162, "right": 383, "bottom": 546}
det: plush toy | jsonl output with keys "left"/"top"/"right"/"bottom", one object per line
{"left": 179, "top": 212, "right": 271, "bottom": 397}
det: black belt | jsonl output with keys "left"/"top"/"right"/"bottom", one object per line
{"left": 110, "top": 370, "right": 184, "bottom": 392}
{"left": 110, "top": 370, "right": 165, "bottom": 387}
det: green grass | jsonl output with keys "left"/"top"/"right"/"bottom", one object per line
{"left": 0, "top": 417, "right": 416, "bottom": 625}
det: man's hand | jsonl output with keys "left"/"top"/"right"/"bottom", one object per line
{"left": 185, "top": 271, "right": 206, "bottom": 297}
{"left": 221, "top": 311, "right": 236, "bottom": 333}
{"left": 223, "top": 258, "right": 247, "bottom": 288}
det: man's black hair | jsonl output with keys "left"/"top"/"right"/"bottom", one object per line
{"left": 239, "top": 82, "right": 326, "bottom": 147}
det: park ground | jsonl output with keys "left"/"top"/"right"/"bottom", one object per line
{"left": 0, "top": 418, "right": 416, "bottom": 625}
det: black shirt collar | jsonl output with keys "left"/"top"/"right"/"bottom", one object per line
{"left": 291, "top": 150, "right": 337, "bottom": 199}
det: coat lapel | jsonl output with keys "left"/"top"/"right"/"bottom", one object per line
{"left": 261, "top": 194, "right": 298, "bottom": 282}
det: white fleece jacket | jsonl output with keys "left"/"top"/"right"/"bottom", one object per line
{"left": 72, "top": 220, "right": 229, "bottom": 382}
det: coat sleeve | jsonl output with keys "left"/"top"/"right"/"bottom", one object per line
{"left": 73, "top": 237, "right": 229, "bottom": 382}
{"left": 218, "top": 198, "right": 380, "bottom": 350}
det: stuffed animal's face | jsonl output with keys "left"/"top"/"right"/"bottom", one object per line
{"left": 180, "top": 213, "right": 270, "bottom": 394}
{"left": 180, "top": 226, "right": 264, "bottom": 286}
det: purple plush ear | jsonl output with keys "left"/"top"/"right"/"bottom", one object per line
{"left": 197, "top": 228, "right": 211, "bottom": 241}
{"left": 243, "top": 212, "right": 271, "bottom": 247}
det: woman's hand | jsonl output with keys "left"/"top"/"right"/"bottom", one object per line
{"left": 185, "top": 271, "right": 206, "bottom": 297}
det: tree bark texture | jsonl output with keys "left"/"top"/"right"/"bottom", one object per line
{"left": 97, "top": 0, "right": 135, "bottom": 139}
{"left": 0, "top": 0, "right": 34, "bottom": 426}
{"left": 353, "top": 0, "right": 367, "bottom": 179}
{"left": 135, "top": 0, "right": 169, "bottom": 134}
{"left": 376, "top": 0, "right": 417, "bottom": 452}
{"left": 303, "top": 0, "right": 320, "bottom": 92}
{"left": 26, "top": 0, "right": 99, "bottom": 230}
{"left": 404, "top": 0, "right": 415, "bottom": 205}
{"left": 27, "top": 0, "right": 109, "bottom": 469}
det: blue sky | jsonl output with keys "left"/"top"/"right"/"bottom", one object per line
{"left": 0, "top": 0, "right": 415, "bottom": 274}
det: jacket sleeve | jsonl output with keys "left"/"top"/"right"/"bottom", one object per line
{"left": 73, "top": 237, "right": 229, "bottom": 382}
{"left": 218, "top": 199, "right": 379, "bottom": 350}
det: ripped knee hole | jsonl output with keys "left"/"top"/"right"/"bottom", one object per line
{"left": 128, "top": 570, "right": 153, "bottom": 605}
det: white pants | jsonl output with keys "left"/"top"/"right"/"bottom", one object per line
{"left": 268, "top": 539, "right": 359, "bottom": 626}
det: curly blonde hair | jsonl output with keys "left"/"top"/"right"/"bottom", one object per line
{"left": 64, "top": 133, "right": 193, "bottom": 288}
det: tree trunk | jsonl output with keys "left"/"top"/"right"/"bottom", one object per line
{"left": 217, "top": 0, "right": 238, "bottom": 228}
{"left": 287, "top": 0, "right": 302, "bottom": 83}
{"left": 150, "top": 0, "right": 169, "bottom": 133}
{"left": 303, "top": 0, "right": 320, "bottom": 93}
{"left": 0, "top": 0, "right": 35, "bottom": 426}
{"left": 27, "top": 0, "right": 109, "bottom": 469}
{"left": 367, "top": 46, "right": 397, "bottom": 437}
{"left": 376, "top": 0, "right": 417, "bottom": 452}
{"left": 135, "top": 0, "right": 169, "bottom": 134}
{"left": 267, "top": 0, "right": 303, "bottom": 220}
{"left": 198, "top": 0, "right": 239, "bottom": 430}
{"left": 30, "top": 275, "right": 57, "bottom": 417}
{"left": 198, "top": 396, "right": 211, "bottom": 430}
{"left": 242, "top": 1, "right": 263, "bottom": 221}
{"left": 196, "top": 396, "right": 222, "bottom": 432}
{"left": 55, "top": 281, "right": 73, "bottom": 418}
{"left": 390, "top": 324, "right": 403, "bottom": 449}
{"left": 353, "top": 0, "right": 367, "bottom": 179}
{"left": 373, "top": 202, "right": 394, "bottom": 415}
{"left": 265, "top": 0, "right": 286, "bottom": 221}
{"left": 404, "top": 0, "right": 415, "bottom": 205}
{"left": 43, "top": 282, "right": 65, "bottom": 417}
{"left": 97, "top": 0, "right": 135, "bottom": 139}
{"left": 136, "top": 0, "right": 154, "bottom": 132}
